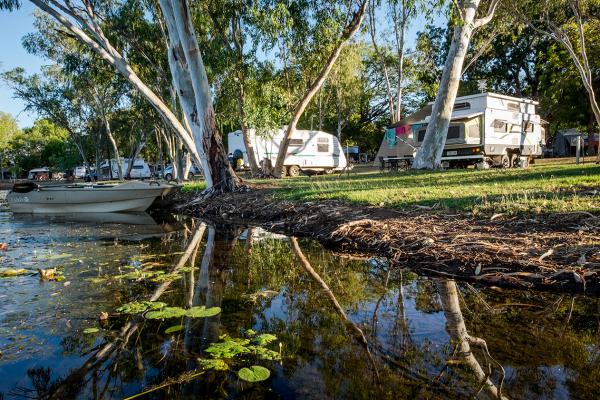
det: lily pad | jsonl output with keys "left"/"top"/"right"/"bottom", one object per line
{"left": 145, "top": 307, "right": 187, "bottom": 319}
{"left": 83, "top": 328, "right": 99, "bottom": 334}
{"left": 186, "top": 306, "right": 221, "bottom": 318}
{"left": 165, "top": 325, "right": 184, "bottom": 334}
{"left": 116, "top": 301, "right": 167, "bottom": 315}
{"left": 238, "top": 365, "right": 270, "bottom": 382}
{"left": 252, "top": 333, "right": 277, "bottom": 346}
{"left": 205, "top": 337, "right": 251, "bottom": 358}
{"left": 198, "top": 358, "right": 229, "bottom": 371}
{"left": 0, "top": 268, "right": 29, "bottom": 278}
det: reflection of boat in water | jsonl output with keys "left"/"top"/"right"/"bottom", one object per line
{"left": 6, "top": 181, "right": 177, "bottom": 213}
{"left": 11, "top": 211, "right": 185, "bottom": 240}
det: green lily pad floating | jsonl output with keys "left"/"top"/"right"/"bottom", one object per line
{"left": 205, "top": 337, "right": 251, "bottom": 358}
{"left": 145, "top": 307, "right": 187, "bottom": 319}
{"left": 83, "top": 328, "right": 99, "bottom": 334}
{"left": 0, "top": 268, "right": 29, "bottom": 278}
{"left": 238, "top": 365, "right": 270, "bottom": 382}
{"left": 116, "top": 301, "right": 167, "bottom": 315}
{"left": 165, "top": 325, "right": 184, "bottom": 334}
{"left": 198, "top": 358, "right": 229, "bottom": 371}
{"left": 186, "top": 306, "right": 221, "bottom": 318}
{"left": 45, "top": 253, "right": 73, "bottom": 260}
{"left": 252, "top": 333, "right": 277, "bottom": 346}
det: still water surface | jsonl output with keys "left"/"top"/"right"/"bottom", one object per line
{"left": 1, "top": 190, "right": 599, "bottom": 399}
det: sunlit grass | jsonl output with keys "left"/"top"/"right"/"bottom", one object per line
{"left": 182, "top": 162, "right": 600, "bottom": 215}
{"left": 263, "top": 163, "right": 600, "bottom": 215}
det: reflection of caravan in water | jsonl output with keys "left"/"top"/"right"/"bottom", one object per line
{"left": 228, "top": 129, "right": 348, "bottom": 176}
{"left": 375, "top": 92, "right": 545, "bottom": 168}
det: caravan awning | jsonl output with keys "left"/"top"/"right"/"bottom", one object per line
{"left": 412, "top": 111, "right": 484, "bottom": 125}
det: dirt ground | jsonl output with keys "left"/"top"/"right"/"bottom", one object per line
{"left": 172, "top": 186, "right": 600, "bottom": 294}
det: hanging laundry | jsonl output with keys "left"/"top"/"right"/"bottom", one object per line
{"left": 385, "top": 128, "right": 397, "bottom": 147}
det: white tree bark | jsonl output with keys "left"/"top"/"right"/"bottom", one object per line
{"left": 161, "top": 0, "right": 240, "bottom": 191}
{"left": 412, "top": 0, "right": 500, "bottom": 169}
{"left": 272, "top": 0, "right": 370, "bottom": 177}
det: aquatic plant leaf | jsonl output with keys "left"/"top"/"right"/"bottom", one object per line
{"left": 245, "top": 329, "right": 256, "bottom": 337}
{"left": 145, "top": 307, "right": 187, "bottom": 319}
{"left": 0, "top": 268, "right": 29, "bottom": 278}
{"left": 186, "top": 306, "right": 221, "bottom": 318}
{"left": 45, "top": 253, "right": 73, "bottom": 260}
{"left": 205, "top": 338, "right": 251, "bottom": 358}
{"left": 198, "top": 358, "right": 229, "bottom": 371}
{"left": 116, "top": 301, "right": 167, "bottom": 315}
{"left": 151, "top": 273, "right": 182, "bottom": 283}
{"left": 238, "top": 366, "right": 270, "bottom": 382}
{"left": 249, "top": 346, "right": 281, "bottom": 361}
{"left": 83, "top": 328, "right": 99, "bottom": 334}
{"left": 252, "top": 334, "right": 277, "bottom": 346}
{"left": 165, "top": 325, "right": 184, "bottom": 334}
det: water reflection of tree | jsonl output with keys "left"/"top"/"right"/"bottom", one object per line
{"left": 436, "top": 279, "right": 508, "bottom": 400}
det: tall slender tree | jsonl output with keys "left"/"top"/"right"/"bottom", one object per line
{"left": 412, "top": 0, "right": 501, "bottom": 169}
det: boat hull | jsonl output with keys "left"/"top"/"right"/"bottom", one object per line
{"left": 6, "top": 182, "right": 174, "bottom": 214}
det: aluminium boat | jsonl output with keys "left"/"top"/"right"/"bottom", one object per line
{"left": 6, "top": 181, "right": 177, "bottom": 213}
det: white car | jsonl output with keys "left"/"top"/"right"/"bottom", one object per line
{"left": 164, "top": 164, "right": 201, "bottom": 181}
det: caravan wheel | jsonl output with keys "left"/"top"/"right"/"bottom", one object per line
{"left": 280, "top": 166, "right": 287, "bottom": 177}
{"left": 510, "top": 154, "right": 521, "bottom": 168}
{"left": 500, "top": 154, "right": 511, "bottom": 169}
{"left": 288, "top": 165, "right": 301, "bottom": 177}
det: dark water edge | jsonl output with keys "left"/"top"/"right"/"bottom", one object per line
{"left": 1, "top": 191, "right": 600, "bottom": 399}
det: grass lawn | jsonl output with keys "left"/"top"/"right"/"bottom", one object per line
{"left": 184, "top": 161, "right": 600, "bottom": 215}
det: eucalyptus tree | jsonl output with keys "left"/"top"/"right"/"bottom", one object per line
{"left": 516, "top": 0, "right": 600, "bottom": 160}
{"left": 16, "top": 0, "right": 239, "bottom": 193}
{"left": 2, "top": 67, "right": 91, "bottom": 167}
{"left": 0, "top": 112, "right": 21, "bottom": 178}
{"left": 367, "top": 0, "right": 421, "bottom": 124}
{"left": 269, "top": 0, "right": 370, "bottom": 177}
{"left": 412, "top": 0, "right": 501, "bottom": 169}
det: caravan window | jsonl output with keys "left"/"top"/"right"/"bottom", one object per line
{"left": 417, "top": 128, "right": 427, "bottom": 142}
{"left": 493, "top": 120, "right": 507, "bottom": 133}
{"left": 453, "top": 102, "right": 470, "bottom": 111}
{"left": 447, "top": 125, "right": 461, "bottom": 140}
{"left": 507, "top": 102, "right": 520, "bottom": 112}
{"left": 523, "top": 122, "right": 534, "bottom": 132}
{"left": 289, "top": 139, "right": 304, "bottom": 146}
{"left": 132, "top": 165, "right": 144, "bottom": 170}
{"left": 317, "top": 137, "right": 329, "bottom": 152}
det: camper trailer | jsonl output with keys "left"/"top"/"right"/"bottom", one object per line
{"left": 99, "top": 158, "right": 152, "bottom": 179}
{"left": 375, "top": 93, "right": 545, "bottom": 168}
{"left": 228, "top": 129, "right": 348, "bottom": 176}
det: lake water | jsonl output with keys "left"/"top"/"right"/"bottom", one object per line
{"left": 1, "top": 190, "right": 599, "bottom": 399}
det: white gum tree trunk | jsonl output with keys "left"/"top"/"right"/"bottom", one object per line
{"left": 161, "top": 0, "right": 240, "bottom": 191}
{"left": 412, "top": 0, "right": 500, "bottom": 169}
{"left": 272, "top": 0, "right": 370, "bottom": 178}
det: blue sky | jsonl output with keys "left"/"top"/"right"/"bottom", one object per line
{"left": 0, "top": 2, "right": 43, "bottom": 128}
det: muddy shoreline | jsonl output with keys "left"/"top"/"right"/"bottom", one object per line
{"left": 168, "top": 187, "right": 600, "bottom": 293}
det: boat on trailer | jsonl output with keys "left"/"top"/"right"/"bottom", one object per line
{"left": 6, "top": 181, "right": 177, "bottom": 214}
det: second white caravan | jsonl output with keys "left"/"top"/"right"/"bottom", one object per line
{"left": 228, "top": 129, "right": 348, "bottom": 176}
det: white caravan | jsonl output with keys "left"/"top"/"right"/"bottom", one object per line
{"left": 412, "top": 92, "right": 544, "bottom": 168}
{"left": 99, "top": 158, "right": 152, "bottom": 179}
{"left": 228, "top": 129, "right": 348, "bottom": 176}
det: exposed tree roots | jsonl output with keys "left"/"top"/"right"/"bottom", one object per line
{"left": 178, "top": 188, "right": 600, "bottom": 294}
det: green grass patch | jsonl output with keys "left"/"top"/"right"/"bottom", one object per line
{"left": 182, "top": 182, "right": 206, "bottom": 192}
{"left": 258, "top": 163, "right": 600, "bottom": 215}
